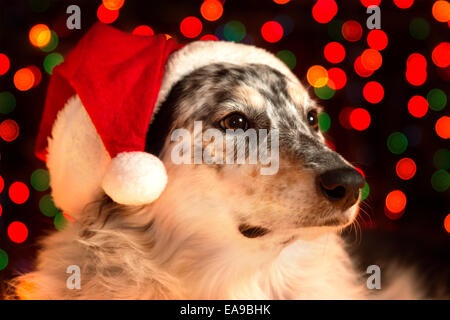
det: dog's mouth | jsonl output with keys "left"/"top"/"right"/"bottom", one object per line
{"left": 238, "top": 224, "right": 270, "bottom": 238}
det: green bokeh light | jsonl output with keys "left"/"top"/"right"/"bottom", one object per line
{"left": 43, "top": 52, "right": 64, "bottom": 75}
{"left": 427, "top": 88, "right": 447, "bottom": 111}
{"left": 41, "top": 31, "right": 58, "bottom": 53}
{"left": 0, "top": 91, "right": 16, "bottom": 114}
{"left": 223, "top": 21, "right": 246, "bottom": 42}
{"left": 276, "top": 50, "right": 296, "bottom": 70}
{"left": 0, "top": 249, "right": 8, "bottom": 271}
{"left": 433, "top": 149, "right": 450, "bottom": 170}
{"left": 431, "top": 169, "right": 449, "bottom": 192}
{"left": 409, "top": 18, "right": 430, "bottom": 40}
{"left": 29, "top": 0, "right": 50, "bottom": 13}
{"left": 54, "top": 212, "right": 68, "bottom": 231}
{"left": 318, "top": 112, "right": 331, "bottom": 133}
{"left": 361, "top": 182, "right": 370, "bottom": 201}
{"left": 30, "top": 169, "right": 50, "bottom": 191}
{"left": 39, "top": 194, "right": 61, "bottom": 217}
{"left": 328, "top": 19, "right": 344, "bottom": 41}
{"left": 314, "top": 85, "right": 335, "bottom": 100}
{"left": 387, "top": 132, "right": 408, "bottom": 155}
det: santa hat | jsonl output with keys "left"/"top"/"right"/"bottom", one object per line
{"left": 36, "top": 23, "right": 298, "bottom": 215}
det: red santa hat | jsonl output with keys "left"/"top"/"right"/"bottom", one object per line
{"left": 37, "top": 23, "right": 299, "bottom": 216}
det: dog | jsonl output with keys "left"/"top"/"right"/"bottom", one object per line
{"left": 10, "top": 48, "right": 427, "bottom": 299}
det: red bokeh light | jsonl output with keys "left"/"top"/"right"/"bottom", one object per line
{"left": 393, "top": 0, "right": 414, "bottom": 9}
{"left": 342, "top": 20, "right": 363, "bottom": 42}
{"left": 435, "top": 116, "right": 450, "bottom": 139}
{"left": 132, "top": 25, "right": 154, "bottom": 36}
{"left": 28, "top": 66, "right": 42, "bottom": 88}
{"left": 327, "top": 67, "right": 347, "bottom": 90}
{"left": 354, "top": 56, "right": 374, "bottom": 77}
{"left": 361, "top": 49, "right": 382, "bottom": 71}
{"left": 9, "top": 181, "right": 30, "bottom": 204}
{"left": 180, "top": 16, "right": 202, "bottom": 38}
{"left": 200, "top": 0, "right": 224, "bottom": 22}
{"left": 445, "top": 214, "right": 450, "bottom": 234}
{"left": 432, "top": 42, "right": 450, "bottom": 68}
{"left": 7, "top": 221, "right": 29, "bottom": 244}
{"left": 0, "top": 175, "right": 4, "bottom": 193}
{"left": 0, "top": 53, "right": 10, "bottom": 76}
{"left": 261, "top": 21, "right": 284, "bottom": 43}
{"left": 200, "top": 34, "right": 219, "bottom": 41}
{"left": 323, "top": 42, "right": 346, "bottom": 64}
{"left": 407, "top": 95, "right": 428, "bottom": 118}
{"left": 360, "top": 0, "right": 381, "bottom": 7}
{"left": 385, "top": 190, "right": 407, "bottom": 214}
{"left": 0, "top": 119, "right": 20, "bottom": 142}
{"left": 312, "top": 0, "right": 338, "bottom": 24}
{"left": 406, "top": 53, "right": 427, "bottom": 86}
{"left": 396, "top": 158, "right": 417, "bottom": 180}
{"left": 97, "top": 4, "right": 119, "bottom": 24}
{"left": 367, "top": 29, "right": 388, "bottom": 51}
{"left": 339, "top": 107, "right": 354, "bottom": 129}
{"left": 363, "top": 81, "right": 384, "bottom": 103}
{"left": 349, "top": 108, "right": 371, "bottom": 131}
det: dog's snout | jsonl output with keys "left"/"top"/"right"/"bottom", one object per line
{"left": 317, "top": 168, "right": 365, "bottom": 210}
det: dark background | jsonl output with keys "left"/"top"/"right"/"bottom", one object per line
{"left": 0, "top": 0, "right": 449, "bottom": 298}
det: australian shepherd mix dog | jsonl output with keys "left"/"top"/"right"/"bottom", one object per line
{"left": 10, "top": 28, "right": 424, "bottom": 299}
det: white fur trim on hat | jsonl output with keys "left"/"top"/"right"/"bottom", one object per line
{"left": 154, "top": 40, "right": 300, "bottom": 116}
{"left": 101, "top": 151, "right": 167, "bottom": 206}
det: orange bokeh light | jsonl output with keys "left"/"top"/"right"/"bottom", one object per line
{"left": 385, "top": 190, "right": 407, "bottom": 214}
{"left": 396, "top": 158, "right": 417, "bottom": 180}
{"left": 432, "top": 1, "right": 450, "bottom": 23}
{"left": 307, "top": 65, "right": 328, "bottom": 88}
{"left": 102, "top": 0, "right": 125, "bottom": 11}
{"left": 435, "top": 116, "right": 450, "bottom": 139}
{"left": 444, "top": 214, "right": 450, "bottom": 233}
{"left": 361, "top": 49, "right": 382, "bottom": 71}
{"left": 273, "top": 0, "right": 291, "bottom": 4}
{"left": 14, "top": 68, "right": 35, "bottom": 91}
{"left": 29, "top": 24, "right": 51, "bottom": 48}
{"left": 200, "top": 0, "right": 223, "bottom": 22}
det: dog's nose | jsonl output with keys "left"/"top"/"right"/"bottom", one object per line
{"left": 317, "top": 168, "right": 365, "bottom": 210}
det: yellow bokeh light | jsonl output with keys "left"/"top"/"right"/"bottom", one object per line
{"left": 307, "top": 65, "right": 328, "bottom": 88}
{"left": 29, "top": 24, "right": 51, "bottom": 48}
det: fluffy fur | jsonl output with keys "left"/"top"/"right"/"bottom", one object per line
{"left": 10, "top": 49, "right": 422, "bottom": 299}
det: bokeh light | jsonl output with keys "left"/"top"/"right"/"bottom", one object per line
{"left": 39, "top": 194, "right": 61, "bottom": 217}
{"left": 407, "top": 95, "right": 428, "bottom": 118}
{"left": 361, "top": 49, "right": 382, "bottom": 71}
{"left": 323, "top": 42, "right": 346, "bottom": 64}
{"left": 315, "top": 85, "right": 335, "bottom": 100}
{"left": 433, "top": 149, "right": 450, "bottom": 170}
{"left": 327, "top": 67, "right": 347, "bottom": 90}
{"left": 29, "top": 24, "right": 51, "bottom": 48}
{"left": 445, "top": 214, "right": 450, "bottom": 233}
{"left": 342, "top": 20, "right": 363, "bottom": 42}
{"left": 54, "top": 212, "right": 68, "bottom": 231}
{"left": 406, "top": 53, "right": 427, "bottom": 86}
{"left": 318, "top": 112, "right": 331, "bottom": 132}
{"left": 43, "top": 53, "right": 64, "bottom": 74}
{"left": 8, "top": 182, "right": 30, "bottom": 204}
{"left": 349, "top": 108, "right": 371, "bottom": 131}
{"left": 28, "top": 65, "right": 42, "bottom": 88}
{"left": 328, "top": 20, "right": 344, "bottom": 41}
{"left": 427, "top": 88, "right": 447, "bottom": 111}
{"left": 0, "top": 119, "right": 20, "bottom": 142}
{"left": 0, "top": 53, "right": 10, "bottom": 76}
{"left": 261, "top": 21, "right": 284, "bottom": 43}
{"left": 360, "top": 0, "right": 381, "bottom": 7}
{"left": 0, "top": 175, "right": 4, "bottom": 193}
{"left": 201, "top": 0, "right": 224, "bottom": 22}
{"left": 30, "top": 169, "right": 50, "bottom": 191}
{"left": 276, "top": 50, "right": 296, "bottom": 70}
{"left": 385, "top": 190, "right": 407, "bottom": 214}
{"left": 200, "top": 34, "right": 219, "bottom": 41}
{"left": 431, "top": 169, "right": 449, "bottom": 192}
{"left": 432, "top": 1, "right": 450, "bottom": 23}
{"left": 396, "top": 157, "right": 417, "bottom": 180}
{"left": 102, "top": 0, "right": 125, "bottom": 11}
{"left": 13, "top": 67, "right": 35, "bottom": 91}
{"left": 7, "top": 221, "right": 29, "bottom": 244}
{"left": 387, "top": 132, "right": 408, "bottom": 154}
{"left": 40, "top": 30, "right": 58, "bottom": 53}
{"left": 361, "top": 182, "right": 370, "bottom": 201}
{"left": 409, "top": 17, "right": 430, "bottom": 40}
{"left": 367, "top": 29, "right": 388, "bottom": 51}
{"left": 307, "top": 65, "right": 328, "bottom": 88}
{"left": 132, "top": 25, "right": 154, "bottom": 36}
{"left": 223, "top": 21, "right": 246, "bottom": 42}
{"left": 432, "top": 42, "right": 450, "bottom": 68}
{"left": 180, "top": 16, "right": 202, "bottom": 38}
{"left": 29, "top": 0, "right": 50, "bottom": 13}
{"left": 363, "top": 81, "right": 384, "bottom": 103}
{"left": 435, "top": 116, "right": 449, "bottom": 139}
{"left": 273, "top": 0, "right": 291, "bottom": 4}
{"left": 354, "top": 56, "right": 374, "bottom": 77}
{"left": 0, "top": 91, "right": 16, "bottom": 114}
{"left": 393, "top": 0, "right": 414, "bottom": 9}
{"left": 312, "top": 0, "right": 338, "bottom": 24}
{"left": 97, "top": 4, "right": 119, "bottom": 24}
{"left": 0, "top": 249, "right": 8, "bottom": 271}
{"left": 339, "top": 107, "right": 354, "bottom": 129}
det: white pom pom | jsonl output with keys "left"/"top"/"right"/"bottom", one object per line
{"left": 101, "top": 152, "right": 167, "bottom": 205}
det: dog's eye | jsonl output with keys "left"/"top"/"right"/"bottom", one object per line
{"left": 220, "top": 113, "right": 249, "bottom": 130}
{"left": 307, "top": 110, "right": 319, "bottom": 131}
